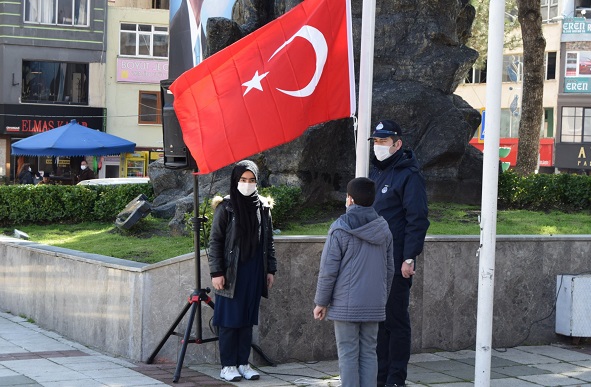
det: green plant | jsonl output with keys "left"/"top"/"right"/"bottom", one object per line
{"left": 0, "top": 183, "right": 153, "bottom": 226}
{"left": 91, "top": 184, "right": 154, "bottom": 221}
{"left": 184, "top": 197, "right": 216, "bottom": 247}
{"left": 180, "top": 185, "right": 302, "bottom": 244}
{"left": 498, "top": 171, "right": 591, "bottom": 212}
{"left": 259, "top": 185, "right": 302, "bottom": 227}
{"left": 18, "top": 314, "right": 35, "bottom": 323}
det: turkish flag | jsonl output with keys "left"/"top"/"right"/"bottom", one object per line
{"left": 170, "top": 0, "right": 356, "bottom": 174}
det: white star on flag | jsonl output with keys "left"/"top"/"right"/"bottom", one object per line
{"left": 242, "top": 70, "right": 269, "bottom": 96}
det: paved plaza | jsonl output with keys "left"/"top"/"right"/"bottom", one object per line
{"left": 1, "top": 310, "right": 591, "bottom": 386}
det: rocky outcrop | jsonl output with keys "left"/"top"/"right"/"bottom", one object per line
{"left": 157, "top": 0, "right": 483, "bottom": 217}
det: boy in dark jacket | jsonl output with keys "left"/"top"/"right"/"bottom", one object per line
{"left": 314, "top": 177, "right": 394, "bottom": 387}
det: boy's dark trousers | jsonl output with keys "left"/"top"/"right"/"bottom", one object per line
{"left": 377, "top": 276, "right": 412, "bottom": 386}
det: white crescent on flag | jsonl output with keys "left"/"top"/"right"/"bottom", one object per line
{"left": 269, "top": 25, "right": 328, "bottom": 98}
{"left": 242, "top": 25, "right": 328, "bottom": 98}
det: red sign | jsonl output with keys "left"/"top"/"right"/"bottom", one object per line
{"left": 469, "top": 138, "right": 554, "bottom": 167}
{"left": 20, "top": 119, "right": 90, "bottom": 133}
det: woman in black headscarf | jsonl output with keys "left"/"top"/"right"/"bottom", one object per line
{"left": 208, "top": 160, "right": 277, "bottom": 382}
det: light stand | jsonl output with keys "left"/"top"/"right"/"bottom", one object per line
{"left": 146, "top": 170, "right": 217, "bottom": 382}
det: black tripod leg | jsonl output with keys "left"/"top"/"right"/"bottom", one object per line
{"left": 147, "top": 301, "right": 192, "bottom": 364}
{"left": 173, "top": 300, "right": 199, "bottom": 382}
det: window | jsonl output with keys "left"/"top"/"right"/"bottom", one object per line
{"left": 24, "top": 0, "right": 89, "bottom": 26}
{"left": 120, "top": 24, "right": 168, "bottom": 58}
{"left": 502, "top": 55, "right": 522, "bottom": 82}
{"left": 139, "top": 91, "right": 161, "bottom": 124}
{"left": 21, "top": 61, "right": 88, "bottom": 105}
{"left": 465, "top": 64, "right": 487, "bottom": 84}
{"left": 545, "top": 52, "right": 556, "bottom": 80}
{"left": 500, "top": 108, "right": 521, "bottom": 138}
{"left": 544, "top": 108, "right": 554, "bottom": 137}
{"left": 152, "top": 0, "right": 169, "bottom": 9}
{"left": 561, "top": 107, "right": 591, "bottom": 143}
{"left": 541, "top": 0, "right": 558, "bottom": 22}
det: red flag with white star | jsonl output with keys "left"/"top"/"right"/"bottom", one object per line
{"left": 169, "top": 0, "right": 355, "bottom": 174}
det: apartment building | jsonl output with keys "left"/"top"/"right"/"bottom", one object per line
{"left": 104, "top": 0, "right": 168, "bottom": 178}
{"left": 555, "top": 0, "right": 591, "bottom": 170}
{"left": 0, "top": 0, "right": 107, "bottom": 181}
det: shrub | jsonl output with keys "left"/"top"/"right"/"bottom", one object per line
{"left": 259, "top": 185, "right": 302, "bottom": 227}
{"left": 0, "top": 183, "right": 154, "bottom": 226}
{"left": 498, "top": 171, "right": 591, "bottom": 212}
{"left": 184, "top": 196, "right": 216, "bottom": 247}
{"left": 90, "top": 184, "right": 154, "bottom": 221}
{"left": 184, "top": 185, "right": 302, "bottom": 247}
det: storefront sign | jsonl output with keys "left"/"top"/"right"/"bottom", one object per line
{"left": 555, "top": 143, "right": 591, "bottom": 169}
{"left": 564, "top": 78, "right": 591, "bottom": 93}
{"left": 562, "top": 18, "right": 591, "bottom": 34}
{"left": 117, "top": 58, "right": 169, "bottom": 83}
{"left": 0, "top": 104, "right": 105, "bottom": 136}
{"left": 470, "top": 138, "right": 554, "bottom": 167}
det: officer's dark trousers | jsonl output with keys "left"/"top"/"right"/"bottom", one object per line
{"left": 377, "top": 275, "right": 412, "bottom": 386}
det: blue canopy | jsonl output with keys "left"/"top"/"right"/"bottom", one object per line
{"left": 11, "top": 119, "right": 136, "bottom": 157}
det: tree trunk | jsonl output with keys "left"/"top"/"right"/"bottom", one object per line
{"left": 515, "top": 0, "right": 545, "bottom": 175}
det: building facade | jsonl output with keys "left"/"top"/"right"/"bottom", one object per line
{"left": 455, "top": 6, "right": 562, "bottom": 172}
{"left": 104, "top": 2, "right": 168, "bottom": 178}
{"left": 555, "top": 0, "right": 591, "bottom": 170}
{"left": 0, "top": 0, "right": 108, "bottom": 181}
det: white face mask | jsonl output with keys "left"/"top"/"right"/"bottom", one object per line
{"left": 237, "top": 182, "right": 257, "bottom": 196}
{"left": 345, "top": 195, "right": 353, "bottom": 209}
{"left": 81, "top": 165, "right": 87, "bottom": 170}
{"left": 374, "top": 145, "right": 392, "bottom": 161}
{"left": 28, "top": 167, "right": 32, "bottom": 172}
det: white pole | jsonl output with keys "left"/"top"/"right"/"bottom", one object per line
{"left": 474, "top": 0, "right": 505, "bottom": 385}
{"left": 355, "top": 0, "right": 376, "bottom": 178}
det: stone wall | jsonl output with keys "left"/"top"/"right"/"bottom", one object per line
{"left": 1, "top": 235, "right": 589, "bottom": 365}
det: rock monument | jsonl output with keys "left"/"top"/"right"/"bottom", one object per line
{"left": 151, "top": 0, "right": 483, "bottom": 223}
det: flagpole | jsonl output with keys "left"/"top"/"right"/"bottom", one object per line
{"left": 355, "top": 0, "right": 376, "bottom": 178}
{"left": 474, "top": 0, "right": 505, "bottom": 385}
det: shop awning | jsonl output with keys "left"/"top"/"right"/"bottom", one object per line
{"left": 11, "top": 119, "right": 136, "bottom": 157}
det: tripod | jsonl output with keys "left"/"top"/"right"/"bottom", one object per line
{"left": 146, "top": 170, "right": 275, "bottom": 383}
{"left": 146, "top": 170, "right": 217, "bottom": 382}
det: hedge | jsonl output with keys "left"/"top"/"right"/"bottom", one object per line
{"left": 0, "top": 184, "right": 154, "bottom": 226}
{"left": 498, "top": 170, "right": 591, "bottom": 211}
{"left": 5, "top": 173, "right": 590, "bottom": 226}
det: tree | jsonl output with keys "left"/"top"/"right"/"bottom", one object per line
{"left": 515, "top": 0, "right": 545, "bottom": 175}
{"left": 468, "top": 0, "right": 520, "bottom": 68}
{"left": 468, "top": 0, "right": 546, "bottom": 175}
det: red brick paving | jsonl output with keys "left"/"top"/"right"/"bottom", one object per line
{"left": 133, "top": 362, "right": 231, "bottom": 386}
{"left": 0, "top": 350, "right": 89, "bottom": 361}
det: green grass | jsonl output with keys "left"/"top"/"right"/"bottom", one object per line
{"left": 281, "top": 202, "right": 591, "bottom": 236}
{"left": 7, "top": 216, "right": 193, "bottom": 264}
{"left": 6, "top": 202, "right": 591, "bottom": 263}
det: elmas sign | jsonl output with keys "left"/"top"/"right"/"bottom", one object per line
{"left": 0, "top": 104, "right": 105, "bottom": 136}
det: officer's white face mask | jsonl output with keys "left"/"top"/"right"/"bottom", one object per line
{"left": 373, "top": 145, "right": 392, "bottom": 161}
